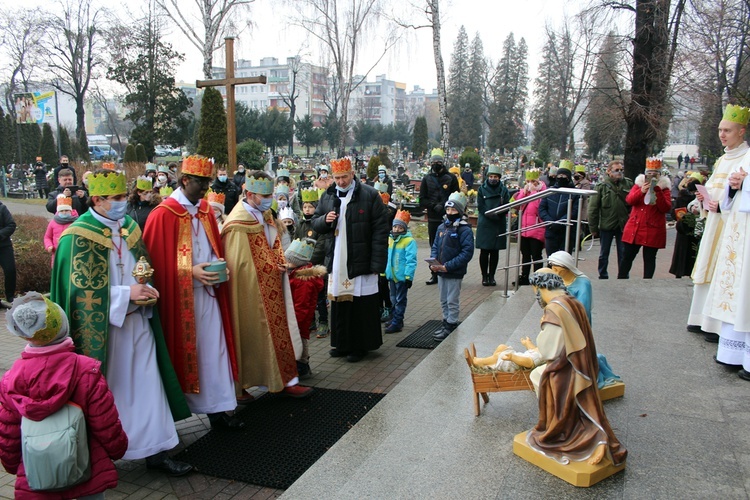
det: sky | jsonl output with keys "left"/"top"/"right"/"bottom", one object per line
{"left": 165, "top": 0, "right": 582, "bottom": 92}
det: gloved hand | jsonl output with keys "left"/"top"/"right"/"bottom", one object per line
{"left": 433, "top": 204, "right": 444, "bottom": 214}
{"left": 406, "top": 279, "right": 413, "bottom": 289}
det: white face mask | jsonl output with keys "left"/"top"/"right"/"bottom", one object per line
{"left": 158, "top": 175, "right": 167, "bottom": 182}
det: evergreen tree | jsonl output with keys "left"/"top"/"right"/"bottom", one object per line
{"left": 20, "top": 124, "right": 42, "bottom": 165}
{"left": 59, "top": 126, "right": 72, "bottom": 159}
{"left": 378, "top": 147, "right": 393, "bottom": 170}
{"left": 236, "top": 138, "right": 266, "bottom": 170}
{"left": 412, "top": 116, "right": 428, "bottom": 158}
{"left": 353, "top": 120, "right": 375, "bottom": 152}
{"left": 295, "top": 114, "right": 323, "bottom": 157}
{"left": 532, "top": 34, "right": 565, "bottom": 152}
{"left": 489, "top": 34, "right": 529, "bottom": 151}
{"left": 262, "top": 108, "right": 292, "bottom": 155}
{"left": 5, "top": 115, "right": 18, "bottom": 164}
{"left": 447, "top": 26, "right": 470, "bottom": 148}
{"left": 584, "top": 32, "right": 626, "bottom": 160}
{"left": 366, "top": 155, "right": 381, "bottom": 180}
{"left": 124, "top": 144, "right": 137, "bottom": 162}
{"left": 461, "top": 33, "right": 486, "bottom": 149}
{"left": 135, "top": 144, "right": 147, "bottom": 162}
{"left": 236, "top": 102, "right": 263, "bottom": 143}
{"left": 77, "top": 128, "right": 90, "bottom": 162}
{"left": 322, "top": 111, "right": 343, "bottom": 154}
{"left": 197, "top": 87, "right": 228, "bottom": 165}
{"left": 39, "top": 123, "right": 57, "bottom": 166}
{"left": 458, "top": 147, "right": 481, "bottom": 172}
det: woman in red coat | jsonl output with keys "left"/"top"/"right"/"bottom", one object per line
{"left": 618, "top": 160, "right": 672, "bottom": 279}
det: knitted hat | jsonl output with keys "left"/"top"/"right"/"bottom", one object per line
{"left": 285, "top": 238, "right": 316, "bottom": 268}
{"left": 487, "top": 165, "right": 502, "bottom": 176}
{"left": 393, "top": 209, "right": 411, "bottom": 229}
{"left": 547, "top": 251, "right": 583, "bottom": 276}
{"left": 445, "top": 191, "right": 468, "bottom": 215}
{"left": 6, "top": 292, "right": 69, "bottom": 346}
{"left": 430, "top": 148, "right": 445, "bottom": 164}
{"left": 556, "top": 165, "right": 572, "bottom": 178}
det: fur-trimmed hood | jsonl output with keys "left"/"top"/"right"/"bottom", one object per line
{"left": 291, "top": 264, "right": 327, "bottom": 280}
{"left": 634, "top": 173, "right": 670, "bottom": 190}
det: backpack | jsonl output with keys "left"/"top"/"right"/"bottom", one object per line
{"left": 20, "top": 402, "right": 91, "bottom": 491}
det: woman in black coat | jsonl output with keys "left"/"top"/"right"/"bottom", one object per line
{"left": 476, "top": 165, "right": 510, "bottom": 286}
{"left": 33, "top": 162, "right": 49, "bottom": 199}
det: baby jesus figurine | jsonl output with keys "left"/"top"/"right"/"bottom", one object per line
{"left": 471, "top": 337, "right": 544, "bottom": 372}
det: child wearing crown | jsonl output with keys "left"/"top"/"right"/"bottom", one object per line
{"left": 383, "top": 210, "right": 418, "bottom": 333}
{"left": 285, "top": 238, "right": 327, "bottom": 379}
{"left": 43, "top": 196, "right": 78, "bottom": 267}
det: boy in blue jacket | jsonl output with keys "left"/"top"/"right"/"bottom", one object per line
{"left": 384, "top": 209, "right": 418, "bottom": 333}
{"left": 430, "top": 192, "right": 475, "bottom": 341}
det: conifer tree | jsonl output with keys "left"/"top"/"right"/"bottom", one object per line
{"left": 39, "top": 123, "right": 57, "bottom": 165}
{"left": 21, "top": 124, "right": 42, "bottom": 165}
{"left": 124, "top": 144, "right": 137, "bottom": 162}
{"left": 532, "top": 34, "right": 565, "bottom": 152}
{"left": 447, "top": 26, "right": 470, "bottom": 149}
{"left": 461, "top": 33, "right": 486, "bottom": 149}
{"left": 59, "top": 126, "right": 72, "bottom": 159}
{"left": 135, "top": 144, "right": 147, "bottom": 162}
{"left": 4, "top": 115, "right": 17, "bottom": 164}
{"left": 197, "top": 87, "right": 228, "bottom": 165}
{"left": 412, "top": 116, "right": 428, "bottom": 158}
{"left": 489, "top": 33, "right": 529, "bottom": 151}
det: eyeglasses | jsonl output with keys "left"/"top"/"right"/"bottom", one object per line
{"left": 610, "top": 169, "right": 624, "bottom": 172}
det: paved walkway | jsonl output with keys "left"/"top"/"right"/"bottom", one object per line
{"left": 0, "top": 196, "right": 680, "bottom": 498}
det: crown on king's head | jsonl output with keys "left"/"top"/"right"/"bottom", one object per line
{"left": 246, "top": 173, "right": 274, "bottom": 195}
{"left": 646, "top": 157, "right": 662, "bottom": 170}
{"left": 56, "top": 196, "right": 73, "bottom": 209}
{"left": 158, "top": 165, "right": 170, "bottom": 173}
{"left": 274, "top": 184, "right": 290, "bottom": 197}
{"left": 101, "top": 162, "right": 116, "bottom": 171}
{"left": 285, "top": 237, "right": 315, "bottom": 262}
{"left": 723, "top": 104, "right": 750, "bottom": 126}
{"left": 276, "top": 168, "right": 290, "bottom": 179}
{"left": 525, "top": 168, "right": 541, "bottom": 180}
{"left": 206, "top": 190, "right": 226, "bottom": 206}
{"left": 88, "top": 170, "right": 127, "bottom": 197}
{"left": 145, "top": 162, "right": 157, "bottom": 172}
{"left": 136, "top": 175, "right": 153, "bottom": 191}
{"left": 300, "top": 187, "right": 319, "bottom": 203}
{"left": 181, "top": 155, "right": 214, "bottom": 178}
{"left": 574, "top": 164, "right": 587, "bottom": 173}
{"left": 159, "top": 186, "right": 174, "bottom": 197}
{"left": 330, "top": 157, "right": 352, "bottom": 174}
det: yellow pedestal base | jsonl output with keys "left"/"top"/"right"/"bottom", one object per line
{"left": 599, "top": 381, "right": 625, "bottom": 401}
{"left": 513, "top": 432, "right": 625, "bottom": 487}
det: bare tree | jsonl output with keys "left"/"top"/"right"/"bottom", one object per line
{"left": 293, "top": 0, "right": 399, "bottom": 154}
{"left": 0, "top": 8, "right": 44, "bottom": 115}
{"left": 394, "top": 0, "right": 450, "bottom": 150}
{"left": 42, "top": 0, "right": 105, "bottom": 141}
{"left": 155, "top": 0, "right": 254, "bottom": 79}
{"left": 89, "top": 84, "right": 131, "bottom": 154}
{"left": 278, "top": 55, "right": 307, "bottom": 155}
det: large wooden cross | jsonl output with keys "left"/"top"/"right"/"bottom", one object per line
{"left": 196, "top": 37, "right": 267, "bottom": 172}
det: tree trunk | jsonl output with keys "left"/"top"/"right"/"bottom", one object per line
{"left": 75, "top": 95, "right": 86, "bottom": 146}
{"left": 430, "top": 0, "right": 450, "bottom": 150}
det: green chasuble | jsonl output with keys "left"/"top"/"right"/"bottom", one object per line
{"left": 50, "top": 211, "right": 190, "bottom": 422}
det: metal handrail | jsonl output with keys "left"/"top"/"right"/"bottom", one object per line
{"left": 490, "top": 187, "right": 598, "bottom": 297}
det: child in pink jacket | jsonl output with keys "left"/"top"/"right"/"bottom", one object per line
{"left": 512, "top": 169, "right": 547, "bottom": 286}
{"left": 0, "top": 292, "right": 128, "bottom": 499}
{"left": 44, "top": 197, "right": 78, "bottom": 266}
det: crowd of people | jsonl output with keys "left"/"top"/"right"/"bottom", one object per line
{"left": 0, "top": 102, "right": 748, "bottom": 496}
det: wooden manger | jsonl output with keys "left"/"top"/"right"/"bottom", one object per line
{"left": 464, "top": 343, "right": 624, "bottom": 416}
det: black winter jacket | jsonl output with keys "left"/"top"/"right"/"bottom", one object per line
{"left": 311, "top": 180, "right": 389, "bottom": 277}
{"left": 0, "top": 202, "right": 16, "bottom": 249}
{"left": 210, "top": 179, "right": 240, "bottom": 214}
{"left": 419, "top": 167, "right": 460, "bottom": 222}
{"left": 538, "top": 187, "right": 579, "bottom": 235}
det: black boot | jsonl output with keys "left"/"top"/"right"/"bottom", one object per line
{"left": 481, "top": 274, "right": 489, "bottom": 286}
{"left": 425, "top": 273, "right": 438, "bottom": 285}
{"left": 487, "top": 275, "right": 496, "bottom": 286}
{"left": 146, "top": 452, "right": 194, "bottom": 476}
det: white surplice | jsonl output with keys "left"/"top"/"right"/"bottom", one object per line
{"left": 90, "top": 210, "right": 178, "bottom": 460}
{"left": 171, "top": 189, "right": 237, "bottom": 413}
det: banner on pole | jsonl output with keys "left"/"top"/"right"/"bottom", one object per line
{"left": 14, "top": 91, "right": 56, "bottom": 125}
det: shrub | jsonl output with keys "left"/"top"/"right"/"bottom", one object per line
{"left": 124, "top": 144, "right": 137, "bottom": 163}
{"left": 458, "top": 147, "right": 481, "bottom": 173}
{"left": 0, "top": 214, "right": 52, "bottom": 295}
{"left": 367, "top": 155, "right": 381, "bottom": 180}
{"left": 236, "top": 139, "right": 266, "bottom": 171}
{"left": 135, "top": 144, "right": 147, "bottom": 162}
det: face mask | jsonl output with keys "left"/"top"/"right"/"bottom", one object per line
{"left": 446, "top": 213, "right": 461, "bottom": 222}
{"left": 432, "top": 164, "right": 442, "bottom": 174}
{"left": 337, "top": 181, "right": 354, "bottom": 194}
{"left": 379, "top": 173, "right": 385, "bottom": 179}
{"left": 255, "top": 197, "right": 273, "bottom": 212}
{"left": 556, "top": 176, "right": 571, "bottom": 187}
{"left": 105, "top": 200, "right": 128, "bottom": 220}
{"left": 278, "top": 200, "right": 287, "bottom": 209}
{"left": 488, "top": 179, "right": 499, "bottom": 186}
{"left": 218, "top": 175, "right": 228, "bottom": 182}
{"left": 57, "top": 213, "right": 75, "bottom": 222}
{"left": 303, "top": 213, "right": 313, "bottom": 220}
{"left": 320, "top": 172, "right": 328, "bottom": 179}
{"left": 238, "top": 168, "right": 245, "bottom": 173}
{"left": 158, "top": 175, "right": 167, "bottom": 183}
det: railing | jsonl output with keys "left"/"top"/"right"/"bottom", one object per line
{"left": 485, "top": 187, "right": 598, "bottom": 297}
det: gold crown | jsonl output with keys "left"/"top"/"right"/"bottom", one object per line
{"left": 723, "top": 104, "right": 750, "bottom": 126}
{"left": 56, "top": 196, "right": 73, "bottom": 209}
{"left": 246, "top": 174, "right": 274, "bottom": 195}
{"left": 559, "top": 159, "right": 574, "bottom": 171}
{"left": 394, "top": 209, "right": 411, "bottom": 225}
{"left": 525, "top": 168, "right": 540, "bottom": 180}
{"left": 646, "top": 157, "right": 662, "bottom": 170}
{"left": 380, "top": 192, "right": 391, "bottom": 204}
{"left": 31, "top": 297, "right": 65, "bottom": 345}
{"left": 330, "top": 157, "right": 352, "bottom": 174}
{"left": 89, "top": 171, "right": 127, "bottom": 196}
{"left": 136, "top": 175, "right": 153, "bottom": 191}
{"left": 181, "top": 155, "right": 214, "bottom": 178}
{"left": 101, "top": 162, "right": 116, "bottom": 171}
{"left": 300, "top": 187, "right": 319, "bottom": 203}
{"left": 206, "top": 190, "right": 226, "bottom": 206}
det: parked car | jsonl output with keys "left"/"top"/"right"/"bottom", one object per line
{"left": 89, "top": 145, "right": 118, "bottom": 160}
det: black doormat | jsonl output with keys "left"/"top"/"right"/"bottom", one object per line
{"left": 174, "top": 388, "right": 385, "bottom": 490}
{"left": 396, "top": 319, "right": 445, "bottom": 349}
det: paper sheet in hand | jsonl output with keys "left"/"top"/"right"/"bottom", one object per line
{"left": 425, "top": 258, "right": 442, "bottom": 266}
{"left": 695, "top": 184, "right": 710, "bottom": 211}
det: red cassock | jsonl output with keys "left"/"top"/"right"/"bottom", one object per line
{"left": 143, "top": 197, "right": 238, "bottom": 394}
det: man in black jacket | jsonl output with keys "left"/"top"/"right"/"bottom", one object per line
{"left": 538, "top": 162, "right": 579, "bottom": 255}
{"left": 419, "top": 148, "right": 460, "bottom": 284}
{"left": 46, "top": 168, "right": 88, "bottom": 215}
{"left": 210, "top": 166, "right": 239, "bottom": 214}
{"left": 0, "top": 201, "right": 16, "bottom": 308}
{"left": 312, "top": 157, "right": 389, "bottom": 363}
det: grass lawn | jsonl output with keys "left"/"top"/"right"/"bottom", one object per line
{"left": 1, "top": 197, "right": 46, "bottom": 205}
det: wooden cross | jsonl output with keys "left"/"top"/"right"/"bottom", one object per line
{"left": 196, "top": 37, "right": 267, "bottom": 172}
